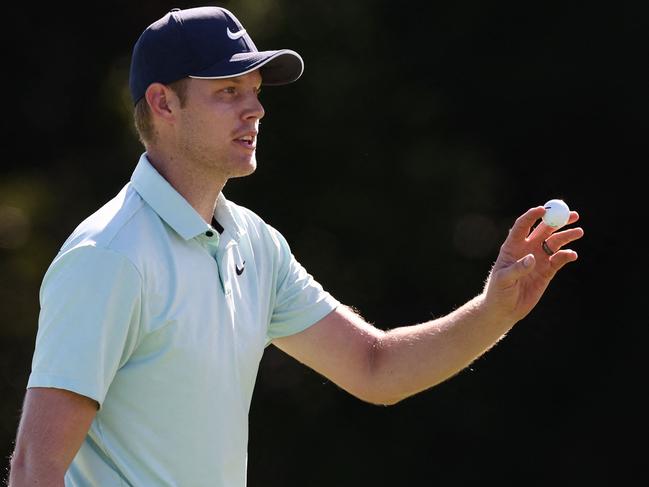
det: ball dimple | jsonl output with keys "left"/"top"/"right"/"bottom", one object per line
{"left": 542, "top": 199, "right": 570, "bottom": 228}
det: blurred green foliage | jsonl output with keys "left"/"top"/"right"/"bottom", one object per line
{"left": 2, "top": 0, "right": 645, "bottom": 484}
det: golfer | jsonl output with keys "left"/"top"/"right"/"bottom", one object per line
{"left": 9, "top": 6, "right": 583, "bottom": 486}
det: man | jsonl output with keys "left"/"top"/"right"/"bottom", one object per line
{"left": 9, "top": 6, "right": 584, "bottom": 487}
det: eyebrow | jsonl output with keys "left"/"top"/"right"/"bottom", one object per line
{"left": 205, "top": 76, "right": 262, "bottom": 90}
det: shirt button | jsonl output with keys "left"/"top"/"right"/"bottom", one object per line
{"left": 205, "top": 230, "right": 214, "bottom": 237}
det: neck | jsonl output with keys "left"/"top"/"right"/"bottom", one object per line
{"left": 145, "top": 148, "right": 226, "bottom": 224}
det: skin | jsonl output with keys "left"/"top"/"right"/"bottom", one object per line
{"left": 9, "top": 389, "right": 97, "bottom": 486}
{"left": 145, "top": 71, "right": 265, "bottom": 222}
{"left": 9, "top": 68, "right": 584, "bottom": 483}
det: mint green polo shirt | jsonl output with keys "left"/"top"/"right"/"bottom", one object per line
{"left": 27, "top": 154, "right": 339, "bottom": 486}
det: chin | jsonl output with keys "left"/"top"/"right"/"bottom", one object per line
{"left": 230, "top": 157, "right": 257, "bottom": 178}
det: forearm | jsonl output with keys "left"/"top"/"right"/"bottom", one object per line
{"left": 275, "top": 206, "right": 582, "bottom": 407}
{"left": 370, "top": 293, "right": 515, "bottom": 404}
{"left": 9, "top": 454, "right": 66, "bottom": 486}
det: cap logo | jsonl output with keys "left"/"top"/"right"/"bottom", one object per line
{"left": 227, "top": 27, "right": 247, "bottom": 40}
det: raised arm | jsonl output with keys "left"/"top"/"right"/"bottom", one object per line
{"left": 273, "top": 206, "right": 584, "bottom": 405}
{"left": 9, "top": 387, "right": 98, "bottom": 486}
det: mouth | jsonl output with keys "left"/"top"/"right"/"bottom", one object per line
{"left": 234, "top": 132, "right": 257, "bottom": 150}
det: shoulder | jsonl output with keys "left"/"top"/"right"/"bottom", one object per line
{"left": 46, "top": 183, "right": 157, "bottom": 285}
{"left": 61, "top": 183, "right": 146, "bottom": 253}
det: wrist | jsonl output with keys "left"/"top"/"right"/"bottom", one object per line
{"left": 474, "top": 291, "right": 518, "bottom": 330}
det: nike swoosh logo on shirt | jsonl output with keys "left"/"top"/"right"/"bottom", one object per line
{"left": 227, "top": 28, "right": 247, "bottom": 40}
{"left": 236, "top": 261, "right": 246, "bottom": 276}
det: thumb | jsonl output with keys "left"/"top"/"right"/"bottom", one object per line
{"left": 497, "top": 254, "right": 535, "bottom": 288}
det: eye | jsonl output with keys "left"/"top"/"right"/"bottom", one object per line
{"left": 222, "top": 86, "right": 237, "bottom": 94}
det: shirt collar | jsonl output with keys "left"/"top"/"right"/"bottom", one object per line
{"left": 130, "top": 153, "right": 244, "bottom": 241}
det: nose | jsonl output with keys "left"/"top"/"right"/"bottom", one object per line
{"left": 243, "top": 93, "right": 265, "bottom": 122}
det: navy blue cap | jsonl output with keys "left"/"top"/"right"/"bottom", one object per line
{"left": 129, "top": 7, "right": 304, "bottom": 104}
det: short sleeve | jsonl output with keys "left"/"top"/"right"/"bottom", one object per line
{"left": 267, "top": 229, "right": 339, "bottom": 342}
{"left": 27, "top": 245, "right": 142, "bottom": 407}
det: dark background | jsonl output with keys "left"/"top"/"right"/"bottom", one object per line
{"left": 1, "top": 1, "right": 645, "bottom": 485}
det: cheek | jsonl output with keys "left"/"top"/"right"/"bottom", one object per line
{"left": 192, "top": 108, "right": 231, "bottom": 137}
{"left": 178, "top": 101, "right": 237, "bottom": 144}
{"left": 179, "top": 112, "right": 211, "bottom": 139}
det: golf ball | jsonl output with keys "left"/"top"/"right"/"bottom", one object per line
{"left": 542, "top": 199, "right": 570, "bottom": 228}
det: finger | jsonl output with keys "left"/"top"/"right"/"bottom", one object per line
{"left": 529, "top": 210, "right": 581, "bottom": 241}
{"left": 508, "top": 206, "right": 546, "bottom": 242}
{"left": 566, "top": 210, "right": 580, "bottom": 225}
{"left": 497, "top": 253, "right": 536, "bottom": 288}
{"left": 544, "top": 227, "right": 584, "bottom": 253}
{"left": 549, "top": 249, "right": 579, "bottom": 272}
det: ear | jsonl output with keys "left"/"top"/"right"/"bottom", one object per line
{"left": 144, "top": 83, "right": 179, "bottom": 121}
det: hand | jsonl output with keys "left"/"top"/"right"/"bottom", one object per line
{"left": 483, "top": 206, "right": 584, "bottom": 324}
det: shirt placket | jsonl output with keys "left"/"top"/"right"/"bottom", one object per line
{"left": 201, "top": 227, "right": 236, "bottom": 298}
{"left": 201, "top": 228, "right": 226, "bottom": 293}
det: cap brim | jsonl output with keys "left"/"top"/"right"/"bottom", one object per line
{"left": 188, "top": 49, "right": 304, "bottom": 85}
